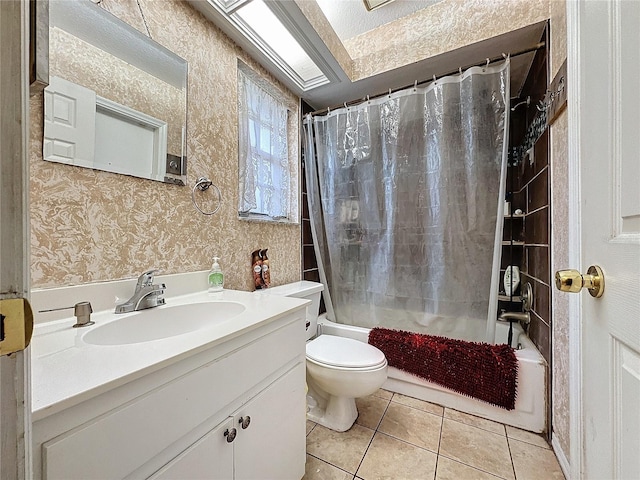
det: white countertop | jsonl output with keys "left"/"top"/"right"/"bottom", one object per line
{"left": 30, "top": 289, "right": 309, "bottom": 421}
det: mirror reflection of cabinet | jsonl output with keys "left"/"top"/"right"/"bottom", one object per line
{"left": 39, "top": 0, "right": 188, "bottom": 185}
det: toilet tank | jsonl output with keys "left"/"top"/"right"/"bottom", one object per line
{"left": 263, "top": 281, "right": 324, "bottom": 340}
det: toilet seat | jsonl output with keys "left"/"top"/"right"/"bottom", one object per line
{"left": 306, "top": 335, "right": 387, "bottom": 369}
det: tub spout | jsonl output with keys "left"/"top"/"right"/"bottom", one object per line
{"left": 498, "top": 311, "right": 530, "bottom": 324}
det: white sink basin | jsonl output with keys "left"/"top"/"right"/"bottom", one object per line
{"left": 83, "top": 301, "right": 246, "bottom": 345}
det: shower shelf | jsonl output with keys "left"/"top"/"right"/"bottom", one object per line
{"left": 504, "top": 214, "right": 525, "bottom": 219}
{"left": 501, "top": 241, "right": 525, "bottom": 246}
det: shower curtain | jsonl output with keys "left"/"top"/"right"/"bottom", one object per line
{"left": 303, "top": 60, "right": 510, "bottom": 344}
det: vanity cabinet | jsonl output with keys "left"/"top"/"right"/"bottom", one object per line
{"left": 32, "top": 311, "right": 306, "bottom": 480}
{"left": 151, "top": 363, "right": 304, "bottom": 480}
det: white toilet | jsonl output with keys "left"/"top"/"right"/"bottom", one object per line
{"left": 264, "top": 281, "right": 388, "bottom": 432}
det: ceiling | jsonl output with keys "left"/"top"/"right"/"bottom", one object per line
{"left": 314, "top": 0, "right": 443, "bottom": 41}
{"left": 190, "top": 1, "right": 546, "bottom": 110}
{"left": 301, "top": 21, "right": 546, "bottom": 110}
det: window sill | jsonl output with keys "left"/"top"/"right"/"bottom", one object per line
{"left": 238, "top": 213, "right": 299, "bottom": 225}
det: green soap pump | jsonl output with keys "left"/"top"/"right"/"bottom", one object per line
{"left": 208, "top": 256, "right": 224, "bottom": 292}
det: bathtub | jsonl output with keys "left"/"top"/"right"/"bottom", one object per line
{"left": 318, "top": 316, "right": 547, "bottom": 433}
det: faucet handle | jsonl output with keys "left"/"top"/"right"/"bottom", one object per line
{"left": 137, "top": 269, "right": 159, "bottom": 288}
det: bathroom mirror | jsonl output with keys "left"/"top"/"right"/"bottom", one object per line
{"left": 43, "top": 0, "right": 188, "bottom": 184}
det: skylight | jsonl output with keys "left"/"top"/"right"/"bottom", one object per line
{"left": 209, "top": 0, "right": 329, "bottom": 91}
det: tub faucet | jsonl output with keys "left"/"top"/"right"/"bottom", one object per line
{"left": 498, "top": 311, "right": 530, "bottom": 324}
{"left": 115, "top": 269, "right": 166, "bottom": 314}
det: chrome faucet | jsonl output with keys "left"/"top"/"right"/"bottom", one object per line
{"left": 498, "top": 311, "right": 530, "bottom": 324}
{"left": 115, "top": 269, "right": 166, "bottom": 314}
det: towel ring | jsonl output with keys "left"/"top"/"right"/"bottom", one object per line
{"left": 191, "top": 176, "right": 221, "bottom": 215}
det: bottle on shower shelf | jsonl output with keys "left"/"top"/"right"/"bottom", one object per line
{"left": 503, "top": 265, "right": 520, "bottom": 297}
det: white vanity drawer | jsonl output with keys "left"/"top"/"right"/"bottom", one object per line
{"left": 42, "top": 319, "right": 304, "bottom": 480}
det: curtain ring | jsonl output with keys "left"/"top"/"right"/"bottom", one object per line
{"left": 459, "top": 67, "right": 463, "bottom": 75}
{"left": 502, "top": 52, "right": 508, "bottom": 60}
{"left": 432, "top": 74, "right": 437, "bottom": 83}
{"left": 485, "top": 58, "right": 490, "bottom": 70}
{"left": 366, "top": 95, "right": 370, "bottom": 103}
{"left": 388, "top": 88, "right": 392, "bottom": 97}
{"left": 344, "top": 102, "right": 348, "bottom": 110}
{"left": 327, "top": 106, "right": 330, "bottom": 115}
{"left": 413, "top": 80, "right": 418, "bottom": 91}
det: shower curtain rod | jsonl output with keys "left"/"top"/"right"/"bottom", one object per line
{"left": 306, "top": 41, "right": 545, "bottom": 117}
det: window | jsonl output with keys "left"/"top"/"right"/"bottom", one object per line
{"left": 206, "top": 0, "right": 329, "bottom": 91}
{"left": 238, "top": 65, "right": 295, "bottom": 222}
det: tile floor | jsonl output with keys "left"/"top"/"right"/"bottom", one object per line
{"left": 304, "top": 390, "right": 565, "bottom": 480}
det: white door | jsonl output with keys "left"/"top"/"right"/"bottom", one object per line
{"left": 43, "top": 76, "right": 96, "bottom": 166}
{"left": 0, "top": 0, "right": 32, "bottom": 479}
{"left": 568, "top": 1, "right": 640, "bottom": 478}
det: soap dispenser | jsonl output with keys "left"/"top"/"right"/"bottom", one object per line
{"left": 208, "top": 256, "right": 224, "bottom": 292}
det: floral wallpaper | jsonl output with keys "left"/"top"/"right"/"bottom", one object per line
{"left": 30, "top": 0, "right": 301, "bottom": 291}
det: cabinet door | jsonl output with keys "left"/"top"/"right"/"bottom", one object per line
{"left": 149, "top": 417, "right": 235, "bottom": 480}
{"left": 233, "top": 363, "right": 306, "bottom": 480}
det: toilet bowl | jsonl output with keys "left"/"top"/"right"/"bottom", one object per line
{"left": 263, "top": 281, "right": 388, "bottom": 432}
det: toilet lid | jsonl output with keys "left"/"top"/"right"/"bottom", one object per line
{"left": 306, "top": 335, "right": 386, "bottom": 368}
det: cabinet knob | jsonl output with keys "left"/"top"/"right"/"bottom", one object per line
{"left": 239, "top": 416, "right": 251, "bottom": 429}
{"left": 224, "top": 428, "right": 237, "bottom": 443}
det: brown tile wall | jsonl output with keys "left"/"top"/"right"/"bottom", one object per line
{"left": 512, "top": 44, "right": 551, "bottom": 364}
{"left": 301, "top": 102, "right": 326, "bottom": 313}
{"left": 505, "top": 27, "right": 552, "bottom": 437}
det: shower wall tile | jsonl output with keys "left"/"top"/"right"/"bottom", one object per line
{"left": 521, "top": 130, "right": 549, "bottom": 187}
{"left": 532, "top": 278, "right": 550, "bottom": 320}
{"left": 511, "top": 190, "right": 527, "bottom": 215}
{"left": 503, "top": 216, "right": 525, "bottom": 243}
{"left": 528, "top": 168, "right": 550, "bottom": 212}
{"left": 303, "top": 245, "right": 318, "bottom": 271}
{"left": 526, "top": 246, "right": 550, "bottom": 284}
{"left": 525, "top": 207, "right": 549, "bottom": 245}
{"left": 521, "top": 272, "right": 550, "bottom": 326}
{"left": 520, "top": 30, "right": 549, "bottom": 109}
{"left": 528, "top": 311, "right": 550, "bottom": 367}
{"left": 504, "top": 34, "right": 551, "bottom": 440}
{"left": 301, "top": 101, "right": 322, "bottom": 288}
{"left": 500, "top": 248, "right": 523, "bottom": 271}
{"left": 303, "top": 218, "right": 313, "bottom": 245}
{"left": 30, "top": 0, "right": 301, "bottom": 290}
{"left": 304, "top": 270, "right": 321, "bottom": 283}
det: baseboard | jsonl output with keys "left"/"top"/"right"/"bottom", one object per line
{"left": 551, "top": 434, "right": 571, "bottom": 479}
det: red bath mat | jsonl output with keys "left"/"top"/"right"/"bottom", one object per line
{"left": 369, "top": 327, "right": 518, "bottom": 410}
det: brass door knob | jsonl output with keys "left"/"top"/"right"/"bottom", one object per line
{"left": 555, "top": 265, "right": 605, "bottom": 298}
